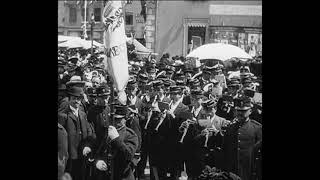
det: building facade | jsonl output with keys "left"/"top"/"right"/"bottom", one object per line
{"left": 58, "top": 0, "right": 146, "bottom": 45}
{"left": 153, "top": 0, "right": 262, "bottom": 58}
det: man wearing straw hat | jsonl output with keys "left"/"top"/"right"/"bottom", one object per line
{"left": 58, "top": 86, "right": 96, "bottom": 180}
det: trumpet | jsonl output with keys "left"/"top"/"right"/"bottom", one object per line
{"left": 155, "top": 100, "right": 173, "bottom": 131}
{"left": 144, "top": 95, "right": 158, "bottom": 130}
{"left": 203, "top": 127, "right": 219, "bottom": 148}
{"left": 179, "top": 118, "right": 197, "bottom": 143}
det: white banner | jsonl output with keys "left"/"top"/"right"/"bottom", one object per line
{"left": 103, "top": 0, "right": 128, "bottom": 104}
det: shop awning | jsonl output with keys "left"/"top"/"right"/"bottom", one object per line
{"left": 187, "top": 22, "right": 207, "bottom": 27}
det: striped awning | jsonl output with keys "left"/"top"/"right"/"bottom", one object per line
{"left": 187, "top": 22, "right": 207, "bottom": 27}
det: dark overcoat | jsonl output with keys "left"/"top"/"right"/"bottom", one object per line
{"left": 222, "top": 119, "right": 262, "bottom": 180}
{"left": 94, "top": 126, "right": 139, "bottom": 180}
{"left": 58, "top": 106, "right": 96, "bottom": 160}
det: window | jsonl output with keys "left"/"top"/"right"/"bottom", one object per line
{"left": 125, "top": 13, "right": 133, "bottom": 25}
{"left": 69, "top": 7, "right": 77, "bottom": 24}
{"left": 126, "top": 0, "right": 133, "bottom": 4}
{"left": 94, "top": 8, "right": 101, "bottom": 22}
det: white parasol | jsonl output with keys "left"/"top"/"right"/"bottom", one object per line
{"left": 58, "top": 38, "right": 103, "bottom": 49}
{"left": 186, "top": 43, "right": 252, "bottom": 61}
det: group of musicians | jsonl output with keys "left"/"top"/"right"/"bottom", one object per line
{"left": 58, "top": 54, "right": 262, "bottom": 180}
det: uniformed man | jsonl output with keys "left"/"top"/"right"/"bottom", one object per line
{"left": 93, "top": 105, "right": 139, "bottom": 180}
{"left": 222, "top": 96, "right": 262, "bottom": 180}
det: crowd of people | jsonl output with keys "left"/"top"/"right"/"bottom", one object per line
{"left": 58, "top": 46, "right": 262, "bottom": 180}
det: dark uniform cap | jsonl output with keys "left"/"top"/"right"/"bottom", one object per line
{"left": 176, "top": 79, "right": 185, "bottom": 86}
{"left": 202, "top": 99, "right": 216, "bottom": 109}
{"left": 242, "top": 77, "right": 253, "bottom": 84}
{"left": 138, "top": 73, "right": 149, "bottom": 82}
{"left": 234, "top": 96, "right": 253, "bottom": 110}
{"left": 243, "top": 88, "right": 255, "bottom": 98}
{"left": 127, "top": 77, "right": 137, "bottom": 86}
{"left": 147, "top": 67, "right": 157, "bottom": 74}
{"left": 163, "top": 79, "right": 174, "bottom": 87}
{"left": 114, "top": 105, "right": 128, "bottom": 118}
{"left": 240, "top": 72, "right": 252, "bottom": 79}
{"left": 68, "top": 57, "right": 78, "bottom": 64}
{"left": 152, "top": 80, "right": 164, "bottom": 88}
{"left": 156, "top": 74, "right": 167, "bottom": 80}
{"left": 191, "top": 89, "right": 204, "bottom": 97}
{"left": 96, "top": 86, "right": 110, "bottom": 96}
{"left": 188, "top": 79, "right": 201, "bottom": 89}
{"left": 86, "top": 87, "right": 98, "bottom": 97}
{"left": 169, "top": 86, "right": 181, "bottom": 94}
{"left": 240, "top": 66, "right": 250, "bottom": 72}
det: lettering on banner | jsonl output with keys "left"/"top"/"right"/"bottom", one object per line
{"left": 105, "top": 43, "right": 127, "bottom": 58}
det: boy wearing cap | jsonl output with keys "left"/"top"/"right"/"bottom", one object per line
{"left": 93, "top": 105, "right": 139, "bottom": 180}
{"left": 221, "top": 96, "right": 262, "bottom": 180}
{"left": 58, "top": 86, "right": 96, "bottom": 180}
{"left": 192, "top": 99, "right": 230, "bottom": 175}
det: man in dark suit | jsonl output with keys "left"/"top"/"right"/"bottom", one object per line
{"left": 93, "top": 105, "right": 139, "bottom": 180}
{"left": 58, "top": 86, "right": 96, "bottom": 180}
{"left": 222, "top": 96, "right": 262, "bottom": 180}
{"left": 141, "top": 80, "right": 171, "bottom": 180}
{"left": 177, "top": 89, "right": 205, "bottom": 179}
{"left": 165, "top": 86, "right": 192, "bottom": 180}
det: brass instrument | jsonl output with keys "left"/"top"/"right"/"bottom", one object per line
{"left": 154, "top": 100, "right": 173, "bottom": 131}
{"left": 179, "top": 118, "right": 197, "bottom": 143}
{"left": 144, "top": 95, "right": 157, "bottom": 129}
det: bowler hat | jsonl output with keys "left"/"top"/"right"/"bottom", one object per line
{"left": 114, "top": 105, "right": 128, "bottom": 118}
{"left": 67, "top": 86, "right": 84, "bottom": 97}
{"left": 234, "top": 96, "right": 253, "bottom": 110}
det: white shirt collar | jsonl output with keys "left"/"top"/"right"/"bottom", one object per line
{"left": 194, "top": 105, "right": 202, "bottom": 117}
{"left": 160, "top": 94, "right": 165, "bottom": 102}
{"left": 69, "top": 105, "right": 79, "bottom": 117}
{"left": 130, "top": 95, "right": 137, "bottom": 105}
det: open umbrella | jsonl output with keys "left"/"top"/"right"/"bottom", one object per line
{"left": 186, "top": 43, "right": 252, "bottom": 61}
{"left": 58, "top": 38, "right": 103, "bottom": 49}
